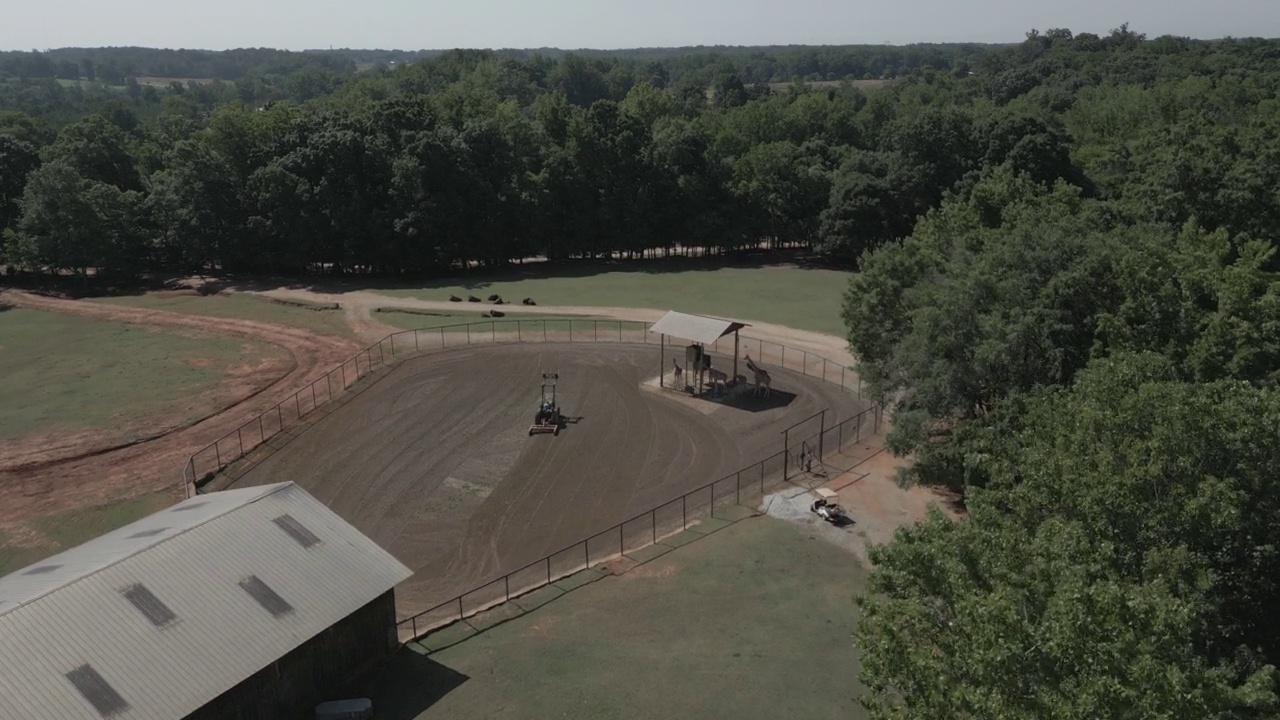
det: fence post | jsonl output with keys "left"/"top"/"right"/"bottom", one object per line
{"left": 505, "top": 575, "right": 510, "bottom": 602}
{"left": 570, "top": 322, "right": 573, "bottom": 342}
{"left": 467, "top": 324, "right": 471, "bottom": 344}
{"left": 782, "top": 345, "right": 786, "bottom": 369}
{"left": 594, "top": 321, "right": 598, "bottom": 341}
{"left": 518, "top": 321, "right": 522, "bottom": 342}
{"left": 379, "top": 341, "right": 385, "bottom": 364}
{"left": 458, "top": 597, "right": 463, "bottom": 622}
{"left": 619, "top": 322, "right": 622, "bottom": 342}
{"left": 259, "top": 415, "right": 265, "bottom": 443}
{"left": 440, "top": 326, "right": 445, "bottom": 348}
{"left": 783, "top": 427, "right": 790, "bottom": 480}
{"left": 314, "top": 382, "right": 319, "bottom": 408}
{"left": 546, "top": 557, "right": 551, "bottom": 584}
{"left": 390, "top": 334, "right": 395, "bottom": 356}
{"left": 277, "top": 404, "right": 282, "bottom": 433}
{"left": 237, "top": 427, "right": 244, "bottom": 457}
{"left": 803, "top": 350, "right": 808, "bottom": 375}
{"left": 296, "top": 392, "right": 302, "bottom": 417}
{"left": 543, "top": 322, "right": 547, "bottom": 342}
{"left": 341, "top": 362, "right": 348, "bottom": 389}
{"left": 414, "top": 329, "right": 419, "bottom": 351}
{"left": 682, "top": 495, "right": 687, "bottom": 529}
{"left": 652, "top": 511, "right": 656, "bottom": 544}
{"left": 215, "top": 441, "right": 221, "bottom": 468}
{"left": 819, "top": 409, "right": 826, "bottom": 460}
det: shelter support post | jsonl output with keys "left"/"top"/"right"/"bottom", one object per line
{"left": 660, "top": 334, "right": 665, "bottom": 388}
{"left": 733, "top": 331, "right": 740, "bottom": 383}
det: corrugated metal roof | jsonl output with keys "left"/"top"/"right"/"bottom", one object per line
{"left": 648, "top": 310, "right": 749, "bottom": 345}
{"left": 0, "top": 482, "right": 413, "bottom": 720}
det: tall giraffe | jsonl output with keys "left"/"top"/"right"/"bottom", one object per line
{"left": 744, "top": 354, "right": 772, "bottom": 398}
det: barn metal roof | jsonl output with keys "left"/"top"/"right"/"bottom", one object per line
{"left": 648, "top": 310, "right": 749, "bottom": 345}
{"left": 0, "top": 482, "right": 412, "bottom": 720}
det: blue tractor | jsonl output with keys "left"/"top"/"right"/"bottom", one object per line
{"left": 529, "top": 373, "right": 562, "bottom": 436}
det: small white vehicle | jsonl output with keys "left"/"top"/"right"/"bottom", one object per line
{"left": 810, "top": 488, "right": 849, "bottom": 524}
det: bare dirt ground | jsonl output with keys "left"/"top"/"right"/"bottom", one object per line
{"left": 2, "top": 275, "right": 957, "bottom": 585}
{"left": 0, "top": 289, "right": 363, "bottom": 543}
{"left": 223, "top": 343, "right": 867, "bottom": 617}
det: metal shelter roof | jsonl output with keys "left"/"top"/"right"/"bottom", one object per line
{"left": 0, "top": 482, "right": 412, "bottom": 720}
{"left": 648, "top": 310, "right": 749, "bottom": 345}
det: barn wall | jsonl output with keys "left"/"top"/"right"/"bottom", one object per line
{"left": 185, "top": 590, "right": 399, "bottom": 720}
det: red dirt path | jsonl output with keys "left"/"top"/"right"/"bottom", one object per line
{"left": 0, "top": 289, "right": 363, "bottom": 526}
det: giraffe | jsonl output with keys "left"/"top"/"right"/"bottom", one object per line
{"left": 707, "top": 367, "right": 728, "bottom": 396}
{"left": 672, "top": 358, "right": 684, "bottom": 388}
{"left": 744, "top": 354, "right": 772, "bottom": 398}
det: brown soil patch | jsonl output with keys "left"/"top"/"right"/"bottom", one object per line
{"left": 221, "top": 343, "right": 867, "bottom": 619}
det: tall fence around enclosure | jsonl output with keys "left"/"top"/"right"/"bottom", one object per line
{"left": 179, "top": 317, "right": 873, "bottom": 497}
{"left": 394, "top": 401, "right": 883, "bottom": 643}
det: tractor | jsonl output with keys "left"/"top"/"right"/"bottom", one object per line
{"left": 529, "top": 372, "right": 563, "bottom": 436}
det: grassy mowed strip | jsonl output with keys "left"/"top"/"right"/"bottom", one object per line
{"left": 374, "top": 307, "right": 615, "bottom": 332}
{"left": 380, "top": 265, "right": 854, "bottom": 337}
{"left": 91, "top": 292, "right": 353, "bottom": 338}
{"left": 361, "top": 517, "right": 868, "bottom": 720}
{"left": 0, "top": 491, "right": 172, "bottom": 575}
{"left": 0, "top": 307, "right": 284, "bottom": 441}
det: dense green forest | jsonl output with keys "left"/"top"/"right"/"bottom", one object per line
{"left": 5, "top": 23, "right": 1280, "bottom": 716}
{"left": 838, "top": 27, "right": 1280, "bottom": 719}
{"left": 0, "top": 38, "right": 1006, "bottom": 274}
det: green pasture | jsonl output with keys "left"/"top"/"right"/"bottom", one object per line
{"left": 373, "top": 308, "right": 616, "bottom": 332}
{"left": 377, "top": 264, "right": 854, "bottom": 337}
{"left": 0, "top": 491, "right": 172, "bottom": 575}
{"left": 91, "top": 292, "right": 353, "bottom": 338}
{"left": 359, "top": 516, "right": 868, "bottom": 720}
{"left": 0, "top": 307, "right": 284, "bottom": 441}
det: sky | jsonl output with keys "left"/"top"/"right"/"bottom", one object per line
{"left": 3, "top": 0, "right": 1278, "bottom": 51}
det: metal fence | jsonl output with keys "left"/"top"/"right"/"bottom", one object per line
{"left": 394, "top": 402, "right": 882, "bottom": 642}
{"left": 179, "top": 318, "right": 869, "bottom": 496}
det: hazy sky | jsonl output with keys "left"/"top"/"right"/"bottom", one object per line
{"left": 4, "top": 0, "right": 1278, "bottom": 51}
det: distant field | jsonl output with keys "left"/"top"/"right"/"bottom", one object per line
{"left": 374, "top": 308, "right": 613, "bottom": 332}
{"left": 357, "top": 516, "right": 868, "bottom": 720}
{"left": 91, "top": 293, "right": 353, "bottom": 338}
{"left": 134, "top": 76, "right": 218, "bottom": 87}
{"left": 0, "top": 307, "right": 286, "bottom": 441}
{"left": 767, "top": 78, "right": 892, "bottom": 91}
{"left": 380, "top": 264, "right": 854, "bottom": 337}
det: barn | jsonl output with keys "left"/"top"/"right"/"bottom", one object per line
{"left": 0, "top": 482, "right": 413, "bottom": 720}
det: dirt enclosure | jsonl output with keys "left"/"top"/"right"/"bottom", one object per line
{"left": 224, "top": 343, "right": 865, "bottom": 618}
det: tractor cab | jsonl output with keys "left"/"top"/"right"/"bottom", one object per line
{"left": 529, "top": 373, "right": 562, "bottom": 436}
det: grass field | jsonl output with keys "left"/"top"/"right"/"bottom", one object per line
{"left": 0, "top": 307, "right": 285, "bottom": 441}
{"left": 374, "top": 308, "right": 614, "bottom": 332}
{"left": 91, "top": 293, "right": 353, "bottom": 338}
{"left": 0, "top": 491, "right": 171, "bottom": 575}
{"left": 380, "top": 265, "right": 854, "bottom": 337}
{"left": 354, "top": 516, "right": 868, "bottom": 720}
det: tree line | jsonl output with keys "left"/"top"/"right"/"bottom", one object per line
{"left": 0, "top": 34, "right": 1105, "bottom": 277}
{"left": 842, "top": 25, "right": 1280, "bottom": 717}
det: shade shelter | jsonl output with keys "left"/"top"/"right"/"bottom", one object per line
{"left": 649, "top": 310, "right": 750, "bottom": 394}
